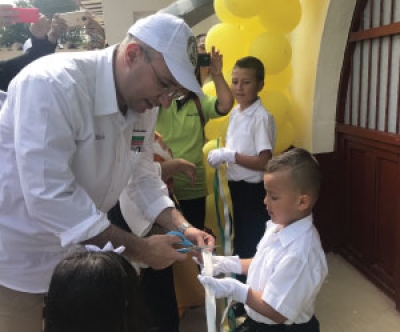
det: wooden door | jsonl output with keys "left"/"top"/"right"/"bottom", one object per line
{"left": 336, "top": 0, "right": 400, "bottom": 309}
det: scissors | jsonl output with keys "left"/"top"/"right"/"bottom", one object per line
{"left": 167, "top": 231, "right": 218, "bottom": 253}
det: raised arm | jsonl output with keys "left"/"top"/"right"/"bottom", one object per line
{"left": 0, "top": 14, "right": 66, "bottom": 91}
{"left": 209, "top": 46, "right": 234, "bottom": 114}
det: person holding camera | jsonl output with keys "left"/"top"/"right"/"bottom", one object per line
{"left": 155, "top": 44, "right": 233, "bottom": 330}
{"left": 196, "top": 33, "right": 212, "bottom": 85}
{"left": 156, "top": 45, "right": 233, "bottom": 232}
{"left": 0, "top": 13, "right": 67, "bottom": 92}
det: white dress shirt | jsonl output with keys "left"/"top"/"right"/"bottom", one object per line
{"left": 0, "top": 46, "right": 173, "bottom": 293}
{"left": 246, "top": 215, "right": 328, "bottom": 324}
{"left": 225, "top": 98, "right": 276, "bottom": 183}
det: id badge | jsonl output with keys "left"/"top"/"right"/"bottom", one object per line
{"left": 131, "top": 130, "right": 145, "bottom": 152}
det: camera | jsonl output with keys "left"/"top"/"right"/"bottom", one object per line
{"left": 197, "top": 53, "right": 211, "bottom": 67}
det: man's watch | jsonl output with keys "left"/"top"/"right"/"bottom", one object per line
{"left": 178, "top": 221, "right": 193, "bottom": 234}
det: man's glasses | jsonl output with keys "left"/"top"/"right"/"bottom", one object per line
{"left": 141, "top": 46, "right": 187, "bottom": 100}
{"left": 148, "top": 61, "right": 186, "bottom": 100}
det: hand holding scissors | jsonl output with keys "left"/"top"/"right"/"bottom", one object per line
{"left": 167, "top": 231, "right": 218, "bottom": 253}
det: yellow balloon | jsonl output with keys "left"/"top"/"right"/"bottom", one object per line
{"left": 205, "top": 162, "right": 215, "bottom": 195}
{"left": 260, "top": 89, "right": 292, "bottom": 128}
{"left": 206, "top": 23, "right": 248, "bottom": 73}
{"left": 214, "top": 0, "right": 242, "bottom": 25}
{"left": 279, "top": 89, "right": 293, "bottom": 103}
{"left": 205, "top": 185, "right": 233, "bottom": 252}
{"left": 205, "top": 116, "right": 230, "bottom": 141}
{"left": 224, "top": 0, "right": 264, "bottom": 18}
{"left": 202, "top": 81, "right": 216, "bottom": 96}
{"left": 265, "top": 64, "right": 293, "bottom": 90}
{"left": 203, "top": 139, "right": 219, "bottom": 162}
{"left": 275, "top": 121, "right": 295, "bottom": 155}
{"left": 239, "top": 17, "right": 266, "bottom": 42}
{"left": 205, "top": 194, "right": 218, "bottom": 236}
{"left": 223, "top": 69, "right": 233, "bottom": 85}
{"left": 203, "top": 139, "right": 219, "bottom": 194}
{"left": 258, "top": 0, "right": 302, "bottom": 33}
{"left": 205, "top": 193, "right": 228, "bottom": 249}
{"left": 249, "top": 32, "right": 292, "bottom": 75}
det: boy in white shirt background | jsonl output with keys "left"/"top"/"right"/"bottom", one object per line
{"left": 208, "top": 56, "right": 276, "bottom": 316}
{"left": 199, "top": 148, "right": 328, "bottom": 332}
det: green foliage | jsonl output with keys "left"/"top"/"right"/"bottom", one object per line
{"left": 0, "top": 23, "right": 30, "bottom": 47}
{"left": 0, "top": 1, "right": 31, "bottom": 47}
{"left": 15, "top": 0, "right": 31, "bottom": 8}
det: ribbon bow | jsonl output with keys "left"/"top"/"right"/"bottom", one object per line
{"left": 85, "top": 241, "right": 125, "bottom": 254}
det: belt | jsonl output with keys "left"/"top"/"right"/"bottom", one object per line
{"left": 237, "top": 316, "right": 320, "bottom": 332}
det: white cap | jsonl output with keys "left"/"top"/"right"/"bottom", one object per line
{"left": 128, "top": 13, "right": 204, "bottom": 98}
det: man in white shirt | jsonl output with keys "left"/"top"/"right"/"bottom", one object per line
{"left": 0, "top": 13, "right": 213, "bottom": 332}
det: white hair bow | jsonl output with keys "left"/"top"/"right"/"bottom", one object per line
{"left": 85, "top": 241, "right": 125, "bottom": 254}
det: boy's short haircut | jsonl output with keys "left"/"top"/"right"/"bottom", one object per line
{"left": 266, "top": 148, "right": 321, "bottom": 200}
{"left": 234, "top": 56, "right": 265, "bottom": 82}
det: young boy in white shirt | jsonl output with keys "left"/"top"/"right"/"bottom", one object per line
{"left": 199, "top": 148, "right": 328, "bottom": 331}
{"left": 207, "top": 56, "right": 276, "bottom": 316}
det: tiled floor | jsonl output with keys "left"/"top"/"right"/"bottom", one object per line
{"left": 180, "top": 253, "right": 400, "bottom": 332}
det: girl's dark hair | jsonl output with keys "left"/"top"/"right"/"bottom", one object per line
{"left": 45, "top": 251, "right": 147, "bottom": 332}
{"left": 234, "top": 56, "right": 265, "bottom": 82}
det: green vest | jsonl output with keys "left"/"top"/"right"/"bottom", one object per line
{"left": 156, "top": 96, "right": 221, "bottom": 200}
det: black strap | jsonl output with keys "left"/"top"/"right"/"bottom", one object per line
{"left": 194, "top": 95, "right": 205, "bottom": 128}
{"left": 193, "top": 95, "right": 206, "bottom": 142}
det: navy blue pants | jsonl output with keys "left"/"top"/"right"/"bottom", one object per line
{"left": 235, "top": 316, "right": 320, "bottom": 332}
{"left": 228, "top": 180, "right": 270, "bottom": 283}
{"left": 177, "top": 196, "right": 206, "bottom": 230}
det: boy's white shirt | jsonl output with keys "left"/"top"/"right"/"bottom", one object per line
{"left": 225, "top": 98, "right": 276, "bottom": 183}
{"left": 246, "top": 214, "right": 328, "bottom": 324}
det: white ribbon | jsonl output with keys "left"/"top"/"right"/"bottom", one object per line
{"left": 217, "top": 166, "right": 232, "bottom": 256}
{"left": 203, "top": 250, "right": 217, "bottom": 332}
{"left": 85, "top": 241, "right": 125, "bottom": 254}
{"left": 220, "top": 297, "right": 234, "bottom": 332}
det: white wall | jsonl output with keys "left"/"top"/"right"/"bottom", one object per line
{"left": 103, "top": 0, "right": 218, "bottom": 44}
{"left": 103, "top": 0, "right": 174, "bottom": 44}
{"left": 312, "top": 0, "right": 357, "bottom": 152}
{"left": 192, "top": 14, "right": 219, "bottom": 36}
{"left": 291, "top": 0, "right": 358, "bottom": 153}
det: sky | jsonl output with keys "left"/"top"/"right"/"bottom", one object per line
{"left": 0, "top": 0, "right": 16, "bottom": 4}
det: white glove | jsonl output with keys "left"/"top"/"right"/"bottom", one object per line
{"left": 193, "top": 255, "right": 242, "bottom": 276}
{"left": 198, "top": 275, "right": 249, "bottom": 304}
{"left": 207, "top": 148, "right": 236, "bottom": 168}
